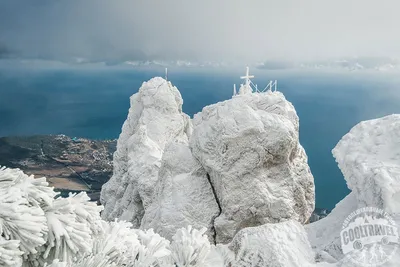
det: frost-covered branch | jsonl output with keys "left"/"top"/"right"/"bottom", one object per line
{"left": 0, "top": 166, "right": 237, "bottom": 267}
{"left": 0, "top": 237, "right": 23, "bottom": 267}
{"left": 0, "top": 187, "right": 47, "bottom": 255}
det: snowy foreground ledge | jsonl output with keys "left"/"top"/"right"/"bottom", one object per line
{"left": 1, "top": 77, "right": 400, "bottom": 266}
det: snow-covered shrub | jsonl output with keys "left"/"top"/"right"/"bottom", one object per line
{"left": 167, "top": 226, "right": 225, "bottom": 267}
{"left": 0, "top": 166, "right": 107, "bottom": 266}
{"left": 129, "top": 229, "right": 171, "bottom": 267}
{"left": 92, "top": 220, "right": 140, "bottom": 265}
{"left": 0, "top": 167, "right": 49, "bottom": 258}
{"left": 1, "top": 166, "right": 246, "bottom": 267}
{"left": 42, "top": 220, "right": 171, "bottom": 267}
{"left": 0, "top": 166, "right": 182, "bottom": 267}
{"left": 169, "top": 226, "right": 213, "bottom": 266}
{"left": 0, "top": 237, "right": 23, "bottom": 267}
{"left": 37, "top": 195, "right": 98, "bottom": 264}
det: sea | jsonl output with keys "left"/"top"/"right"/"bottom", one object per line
{"left": 1, "top": 66, "right": 400, "bottom": 210}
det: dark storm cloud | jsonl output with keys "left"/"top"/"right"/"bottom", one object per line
{"left": 1, "top": 0, "right": 400, "bottom": 62}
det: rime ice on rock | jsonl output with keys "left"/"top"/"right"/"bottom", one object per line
{"left": 229, "top": 220, "right": 316, "bottom": 267}
{"left": 100, "top": 77, "right": 192, "bottom": 226}
{"left": 140, "top": 141, "right": 220, "bottom": 242}
{"left": 101, "top": 70, "right": 315, "bottom": 245}
{"left": 306, "top": 114, "right": 400, "bottom": 265}
{"left": 332, "top": 114, "right": 400, "bottom": 214}
{"left": 190, "top": 70, "right": 315, "bottom": 243}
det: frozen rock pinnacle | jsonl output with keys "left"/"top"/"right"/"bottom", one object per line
{"left": 101, "top": 77, "right": 315, "bottom": 244}
{"left": 100, "top": 77, "right": 191, "bottom": 226}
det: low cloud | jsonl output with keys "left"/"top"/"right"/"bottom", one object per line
{"left": 1, "top": 0, "right": 400, "bottom": 63}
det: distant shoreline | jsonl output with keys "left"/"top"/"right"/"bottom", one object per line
{"left": 0, "top": 133, "right": 330, "bottom": 221}
{"left": 0, "top": 134, "right": 117, "bottom": 202}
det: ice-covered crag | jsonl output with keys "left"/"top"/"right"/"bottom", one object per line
{"left": 101, "top": 77, "right": 315, "bottom": 244}
{"left": 140, "top": 141, "right": 220, "bottom": 242}
{"left": 190, "top": 90, "right": 315, "bottom": 243}
{"left": 333, "top": 114, "right": 400, "bottom": 213}
{"left": 100, "top": 77, "right": 192, "bottom": 226}
{"left": 307, "top": 114, "right": 400, "bottom": 263}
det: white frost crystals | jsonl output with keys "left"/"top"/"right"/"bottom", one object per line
{"left": 0, "top": 166, "right": 102, "bottom": 266}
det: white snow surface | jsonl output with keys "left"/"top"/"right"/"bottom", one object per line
{"left": 229, "top": 220, "right": 316, "bottom": 267}
{"left": 306, "top": 192, "right": 358, "bottom": 261}
{"left": 190, "top": 91, "right": 315, "bottom": 243}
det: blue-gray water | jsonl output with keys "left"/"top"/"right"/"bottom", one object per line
{"left": 1, "top": 67, "right": 400, "bottom": 210}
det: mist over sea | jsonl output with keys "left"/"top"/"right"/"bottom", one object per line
{"left": 1, "top": 67, "right": 400, "bottom": 209}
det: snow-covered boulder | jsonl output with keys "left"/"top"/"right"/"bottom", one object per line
{"left": 229, "top": 220, "right": 316, "bottom": 267}
{"left": 307, "top": 114, "right": 400, "bottom": 264}
{"left": 100, "top": 77, "right": 192, "bottom": 226}
{"left": 190, "top": 91, "right": 315, "bottom": 243}
{"left": 140, "top": 141, "right": 220, "bottom": 242}
{"left": 332, "top": 114, "right": 400, "bottom": 213}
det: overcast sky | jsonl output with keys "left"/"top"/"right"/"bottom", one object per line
{"left": 1, "top": 0, "right": 399, "bottom": 63}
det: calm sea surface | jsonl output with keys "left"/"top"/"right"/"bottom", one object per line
{"left": 1, "top": 67, "right": 400, "bottom": 209}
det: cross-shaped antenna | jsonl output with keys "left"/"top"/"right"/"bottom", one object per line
{"left": 240, "top": 66, "right": 254, "bottom": 87}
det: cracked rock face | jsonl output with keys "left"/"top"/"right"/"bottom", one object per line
{"left": 140, "top": 141, "right": 220, "bottom": 242}
{"left": 190, "top": 92, "right": 315, "bottom": 243}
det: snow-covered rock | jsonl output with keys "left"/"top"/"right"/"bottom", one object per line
{"left": 100, "top": 77, "right": 314, "bottom": 245}
{"left": 229, "top": 220, "right": 316, "bottom": 267}
{"left": 307, "top": 114, "right": 400, "bottom": 264}
{"left": 140, "top": 141, "right": 220, "bottom": 242}
{"left": 306, "top": 192, "right": 358, "bottom": 261}
{"left": 190, "top": 91, "right": 315, "bottom": 243}
{"left": 100, "top": 77, "right": 192, "bottom": 226}
{"left": 333, "top": 114, "right": 400, "bottom": 214}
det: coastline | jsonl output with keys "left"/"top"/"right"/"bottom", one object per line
{"left": 0, "top": 134, "right": 116, "bottom": 202}
{"left": 0, "top": 133, "right": 330, "bottom": 219}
